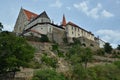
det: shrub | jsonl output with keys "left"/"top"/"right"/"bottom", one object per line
{"left": 96, "top": 48, "right": 105, "bottom": 56}
{"left": 52, "top": 43, "right": 59, "bottom": 51}
{"left": 41, "top": 55, "right": 58, "bottom": 68}
{"left": 32, "top": 69, "right": 67, "bottom": 80}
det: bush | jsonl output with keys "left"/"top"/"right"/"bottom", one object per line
{"left": 96, "top": 48, "right": 105, "bottom": 56}
{"left": 87, "top": 64, "right": 120, "bottom": 80}
{"left": 41, "top": 54, "right": 58, "bottom": 68}
{"left": 114, "top": 61, "right": 120, "bottom": 68}
{"left": 32, "top": 69, "right": 67, "bottom": 80}
{"left": 52, "top": 44, "right": 59, "bottom": 51}
{"left": 57, "top": 50, "right": 64, "bottom": 57}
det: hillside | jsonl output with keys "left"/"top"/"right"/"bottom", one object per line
{"left": 14, "top": 41, "right": 120, "bottom": 80}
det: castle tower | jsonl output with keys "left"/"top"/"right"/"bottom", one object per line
{"left": 61, "top": 14, "right": 66, "bottom": 27}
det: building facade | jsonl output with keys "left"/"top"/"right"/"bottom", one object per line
{"left": 14, "top": 8, "right": 102, "bottom": 48}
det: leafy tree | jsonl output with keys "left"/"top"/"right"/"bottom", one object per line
{"left": 41, "top": 54, "right": 58, "bottom": 68}
{"left": 81, "top": 48, "right": 93, "bottom": 68}
{"left": 104, "top": 42, "right": 113, "bottom": 53}
{"left": 72, "top": 64, "right": 87, "bottom": 80}
{"left": 67, "top": 44, "right": 93, "bottom": 68}
{"left": 117, "top": 44, "right": 120, "bottom": 50}
{"left": 0, "top": 22, "right": 3, "bottom": 31}
{"left": 0, "top": 31, "right": 35, "bottom": 77}
{"left": 32, "top": 69, "right": 67, "bottom": 80}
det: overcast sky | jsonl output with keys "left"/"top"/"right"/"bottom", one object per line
{"left": 0, "top": 0, "right": 120, "bottom": 48}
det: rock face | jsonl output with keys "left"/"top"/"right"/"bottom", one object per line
{"left": 15, "top": 68, "right": 34, "bottom": 80}
{"left": 14, "top": 41, "right": 70, "bottom": 80}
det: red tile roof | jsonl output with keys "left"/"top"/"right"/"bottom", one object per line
{"left": 67, "top": 21, "right": 79, "bottom": 27}
{"left": 23, "top": 9, "right": 38, "bottom": 21}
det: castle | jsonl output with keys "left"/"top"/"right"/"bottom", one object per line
{"left": 14, "top": 8, "right": 105, "bottom": 48}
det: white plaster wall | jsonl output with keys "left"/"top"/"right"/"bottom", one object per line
{"left": 66, "top": 24, "right": 95, "bottom": 41}
{"left": 99, "top": 39, "right": 105, "bottom": 48}
{"left": 31, "top": 24, "right": 49, "bottom": 35}
{"left": 26, "top": 17, "right": 51, "bottom": 29}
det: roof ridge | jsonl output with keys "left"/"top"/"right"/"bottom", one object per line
{"left": 38, "top": 11, "right": 50, "bottom": 19}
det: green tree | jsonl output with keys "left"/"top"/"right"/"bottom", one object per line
{"left": 41, "top": 54, "right": 58, "bottom": 68}
{"left": 117, "top": 44, "right": 120, "bottom": 50}
{"left": 72, "top": 64, "right": 87, "bottom": 80}
{"left": 104, "top": 42, "right": 113, "bottom": 54}
{"left": 67, "top": 44, "right": 93, "bottom": 68}
{"left": 0, "top": 31, "right": 35, "bottom": 77}
{"left": 81, "top": 48, "right": 93, "bottom": 68}
{"left": 0, "top": 22, "right": 3, "bottom": 31}
{"left": 32, "top": 69, "right": 66, "bottom": 80}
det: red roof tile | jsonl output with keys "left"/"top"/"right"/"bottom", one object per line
{"left": 23, "top": 9, "right": 38, "bottom": 21}
{"left": 67, "top": 21, "right": 79, "bottom": 27}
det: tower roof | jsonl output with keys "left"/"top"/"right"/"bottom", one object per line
{"left": 23, "top": 9, "right": 38, "bottom": 21}
{"left": 61, "top": 14, "right": 66, "bottom": 26}
{"left": 38, "top": 11, "right": 50, "bottom": 19}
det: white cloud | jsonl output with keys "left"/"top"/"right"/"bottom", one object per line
{"left": 50, "top": 0, "right": 62, "bottom": 8}
{"left": 73, "top": 1, "right": 88, "bottom": 14}
{"left": 3, "top": 24, "right": 14, "bottom": 31}
{"left": 96, "top": 29, "right": 120, "bottom": 48}
{"left": 66, "top": 7, "right": 71, "bottom": 10}
{"left": 88, "top": 3, "right": 102, "bottom": 19}
{"left": 101, "top": 10, "right": 114, "bottom": 18}
{"left": 73, "top": 1, "right": 114, "bottom": 19}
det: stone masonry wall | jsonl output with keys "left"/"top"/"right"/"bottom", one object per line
{"left": 48, "top": 27, "right": 65, "bottom": 44}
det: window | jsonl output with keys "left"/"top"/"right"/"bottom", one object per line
{"left": 49, "top": 27, "right": 52, "bottom": 32}
{"left": 72, "top": 26, "right": 73, "bottom": 30}
{"left": 72, "top": 32, "right": 73, "bottom": 34}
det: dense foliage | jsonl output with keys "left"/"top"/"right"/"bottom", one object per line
{"left": 117, "top": 44, "right": 120, "bottom": 50}
{"left": 32, "top": 69, "right": 67, "bottom": 80}
{"left": 67, "top": 44, "right": 93, "bottom": 68}
{"left": 41, "top": 54, "right": 58, "bottom": 68}
{"left": 0, "top": 22, "right": 3, "bottom": 31}
{"left": 0, "top": 31, "right": 35, "bottom": 74}
{"left": 104, "top": 42, "right": 113, "bottom": 53}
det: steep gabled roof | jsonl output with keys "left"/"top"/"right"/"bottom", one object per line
{"left": 23, "top": 9, "right": 38, "bottom": 21}
{"left": 38, "top": 11, "right": 50, "bottom": 19}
